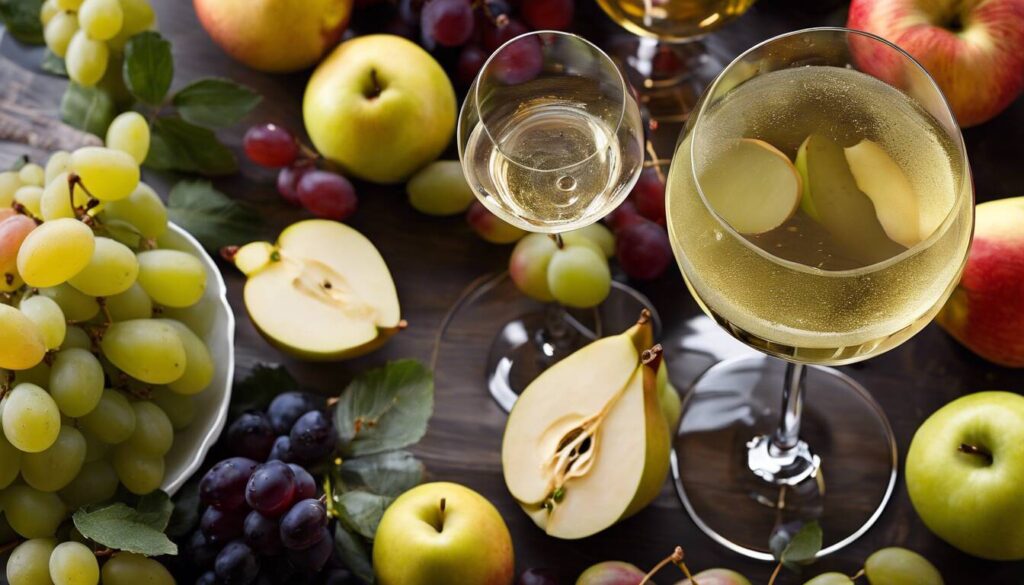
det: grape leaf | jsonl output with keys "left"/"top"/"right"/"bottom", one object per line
{"left": 147, "top": 116, "right": 237, "bottom": 176}
{"left": 0, "top": 0, "right": 43, "bottom": 44}
{"left": 336, "top": 491, "right": 392, "bottom": 539}
{"left": 770, "top": 520, "right": 822, "bottom": 570}
{"left": 60, "top": 83, "right": 116, "bottom": 137}
{"left": 338, "top": 451, "right": 424, "bottom": 498}
{"left": 334, "top": 524, "right": 375, "bottom": 584}
{"left": 41, "top": 50, "right": 67, "bottom": 76}
{"left": 172, "top": 78, "right": 261, "bottom": 128}
{"left": 166, "top": 179, "right": 262, "bottom": 251}
{"left": 166, "top": 477, "right": 201, "bottom": 538}
{"left": 73, "top": 499, "right": 178, "bottom": 557}
{"left": 334, "top": 360, "right": 434, "bottom": 457}
{"left": 122, "top": 31, "right": 173, "bottom": 105}
{"left": 135, "top": 491, "right": 174, "bottom": 531}
{"left": 229, "top": 364, "right": 300, "bottom": 420}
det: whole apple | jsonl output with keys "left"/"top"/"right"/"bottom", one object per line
{"left": 575, "top": 561, "right": 645, "bottom": 585}
{"left": 193, "top": 0, "right": 352, "bottom": 73}
{"left": 906, "top": 391, "right": 1024, "bottom": 560}
{"left": 848, "top": 0, "right": 1024, "bottom": 126}
{"left": 937, "top": 196, "right": 1024, "bottom": 367}
{"left": 304, "top": 34, "right": 457, "bottom": 184}
{"left": 373, "top": 482, "right": 515, "bottom": 585}
{"left": 675, "top": 568, "right": 751, "bottom": 585}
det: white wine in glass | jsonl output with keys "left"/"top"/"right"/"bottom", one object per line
{"left": 597, "top": 0, "right": 757, "bottom": 41}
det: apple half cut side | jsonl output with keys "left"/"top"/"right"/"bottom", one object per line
{"left": 236, "top": 219, "right": 403, "bottom": 361}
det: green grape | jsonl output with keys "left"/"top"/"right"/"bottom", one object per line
{"left": 159, "top": 305, "right": 208, "bottom": 336}
{"left": 0, "top": 431, "right": 22, "bottom": 488}
{"left": 509, "top": 233, "right": 557, "bottom": 302}
{"left": 106, "top": 0, "right": 154, "bottom": 51}
{"left": 406, "top": 160, "right": 476, "bottom": 216}
{"left": 160, "top": 319, "right": 213, "bottom": 395}
{"left": 40, "top": 284, "right": 100, "bottom": 323}
{"left": 2, "top": 383, "right": 61, "bottom": 453}
{"left": 568, "top": 223, "right": 616, "bottom": 258}
{"left": 12, "top": 362, "right": 50, "bottom": 388}
{"left": 105, "top": 112, "right": 149, "bottom": 164}
{"left": 49, "top": 541, "right": 100, "bottom": 585}
{"left": 105, "top": 282, "right": 152, "bottom": 321}
{"left": 0, "top": 170, "right": 22, "bottom": 207}
{"left": 69, "top": 147, "right": 138, "bottom": 201}
{"left": 124, "top": 401, "right": 172, "bottom": 457}
{"left": 100, "top": 320, "right": 187, "bottom": 384}
{"left": 55, "top": 0, "right": 83, "bottom": 9}
{"left": 3, "top": 485, "right": 66, "bottom": 538}
{"left": 136, "top": 249, "right": 207, "bottom": 308}
{"left": 560, "top": 230, "right": 606, "bottom": 259}
{"left": 50, "top": 348, "right": 104, "bottom": 417}
{"left": 18, "top": 163, "right": 45, "bottom": 187}
{"left": 100, "top": 553, "right": 174, "bottom": 585}
{"left": 0, "top": 304, "right": 46, "bottom": 371}
{"left": 66, "top": 30, "right": 109, "bottom": 87}
{"left": 865, "top": 547, "right": 943, "bottom": 585}
{"left": 7, "top": 538, "right": 57, "bottom": 585}
{"left": 101, "top": 182, "right": 166, "bottom": 238}
{"left": 78, "top": 0, "right": 122, "bottom": 41}
{"left": 112, "top": 443, "right": 164, "bottom": 495}
{"left": 44, "top": 150, "right": 70, "bottom": 184}
{"left": 802, "top": 574, "right": 854, "bottom": 585}
{"left": 19, "top": 295, "right": 66, "bottom": 350}
{"left": 60, "top": 326, "right": 92, "bottom": 351}
{"left": 59, "top": 459, "right": 118, "bottom": 509}
{"left": 150, "top": 387, "right": 194, "bottom": 430}
{"left": 67, "top": 236, "right": 138, "bottom": 297}
{"left": 79, "top": 389, "right": 135, "bottom": 444}
{"left": 80, "top": 428, "right": 109, "bottom": 462}
{"left": 546, "top": 245, "right": 612, "bottom": 309}
{"left": 17, "top": 217, "right": 96, "bottom": 288}
{"left": 41, "top": 172, "right": 89, "bottom": 221}
{"left": 40, "top": 0, "right": 59, "bottom": 25}
{"left": 22, "top": 425, "right": 86, "bottom": 492}
{"left": 14, "top": 185, "right": 44, "bottom": 218}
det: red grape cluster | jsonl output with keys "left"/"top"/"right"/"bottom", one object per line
{"left": 187, "top": 393, "right": 355, "bottom": 584}
{"left": 243, "top": 123, "right": 358, "bottom": 222}
{"left": 606, "top": 168, "right": 673, "bottom": 280}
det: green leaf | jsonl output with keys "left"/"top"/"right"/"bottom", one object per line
{"left": 147, "top": 116, "right": 237, "bottom": 176}
{"left": 7, "top": 155, "right": 28, "bottom": 172}
{"left": 172, "top": 78, "right": 261, "bottom": 128}
{"left": 60, "top": 83, "right": 116, "bottom": 137}
{"left": 122, "top": 31, "right": 173, "bottom": 105}
{"left": 41, "top": 50, "right": 67, "bottom": 76}
{"left": 771, "top": 521, "right": 822, "bottom": 570}
{"left": 334, "top": 525, "right": 375, "bottom": 584}
{"left": 229, "top": 364, "right": 299, "bottom": 420}
{"left": 339, "top": 451, "right": 424, "bottom": 498}
{"left": 73, "top": 501, "right": 178, "bottom": 557}
{"left": 135, "top": 491, "right": 174, "bottom": 531}
{"left": 166, "top": 179, "right": 261, "bottom": 251}
{"left": 166, "top": 478, "right": 201, "bottom": 538}
{"left": 0, "top": 0, "right": 43, "bottom": 44}
{"left": 337, "top": 491, "right": 392, "bottom": 539}
{"left": 335, "top": 360, "right": 434, "bottom": 457}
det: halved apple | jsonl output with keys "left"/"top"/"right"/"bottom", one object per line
{"left": 844, "top": 139, "right": 922, "bottom": 247}
{"left": 501, "top": 312, "right": 669, "bottom": 539}
{"left": 237, "top": 219, "right": 402, "bottom": 361}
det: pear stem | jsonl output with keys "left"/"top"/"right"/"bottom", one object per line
{"left": 641, "top": 344, "right": 663, "bottom": 367}
{"left": 958, "top": 443, "right": 992, "bottom": 464}
{"left": 639, "top": 546, "right": 688, "bottom": 585}
{"left": 767, "top": 562, "right": 782, "bottom": 585}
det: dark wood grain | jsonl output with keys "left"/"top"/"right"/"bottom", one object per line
{"left": 2, "top": 0, "right": 1023, "bottom": 582}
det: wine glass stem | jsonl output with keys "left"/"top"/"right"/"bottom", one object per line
{"left": 746, "top": 361, "right": 819, "bottom": 486}
{"left": 772, "top": 362, "right": 806, "bottom": 454}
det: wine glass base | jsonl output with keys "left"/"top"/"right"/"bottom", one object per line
{"left": 671, "top": 355, "right": 897, "bottom": 560}
{"left": 433, "top": 272, "right": 660, "bottom": 413}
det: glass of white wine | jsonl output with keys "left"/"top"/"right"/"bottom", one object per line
{"left": 665, "top": 28, "right": 973, "bottom": 558}
{"left": 438, "top": 31, "right": 647, "bottom": 412}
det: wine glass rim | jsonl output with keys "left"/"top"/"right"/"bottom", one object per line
{"left": 688, "top": 26, "right": 971, "bottom": 278}
{"left": 472, "top": 29, "right": 630, "bottom": 173}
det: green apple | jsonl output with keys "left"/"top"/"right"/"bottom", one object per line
{"left": 906, "top": 391, "right": 1024, "bottom": 560}
{"left": 373, "top": 482, "right": 514, "bottom": 585}
{"left": 193, "top": 0, "right": 351, "bottom": 72}
{"left": 304, "top": 34, "right": 456, "bottom": 184}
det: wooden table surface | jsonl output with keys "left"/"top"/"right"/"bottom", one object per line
{"left": 2, "top": 0, "right": 1023, "bottom": 582}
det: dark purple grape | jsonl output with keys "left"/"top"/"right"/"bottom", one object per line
{"left": 520, "top": 0, "right": 574, "bottom": 30}
{"left": 296, "top": 170, "right": 358, "bottom": 222}
{"left": 421, "top": 0, "right": 474, "bottom": 48}
{"left": 215, "top": 540, "right": 260, "bottom": 585}
{"left": 286, "top": 528, "right": 333, "bottom": 574}
{"left": 267, "top": 393, "right": 325, "bottom": 435}
{"left": 491, "top": 33, "right": 544, "bottom": 85}
{"left": 457, "top": 44, "right": 488, "bottom": 86}
{"left": 244, "top": 124, "right": 299, "bottom": 168}
{"left": 615, "top": 219, "right": 672, "bottom": 280}
{"left": 519, "top": 568, "right": 562, "bottom": 585}
{"left": 289, "top": 411, "right": 335, "bottom": 461}
{"left": 482, "top": 17, "right": 528, "bottom": 50}
{"left": 279, "top": 499, "right": 328, "bottom": 550}
{"left": 187, "top": 530, "right": 219, "bottom": 568}
{"left": 244, "top": 510, "right": 284, "bottom": 556}
{"left": 267, "top": 436, "right": 296, "bottom": 463}
{"left": 277, "top": 163, "right": 312, "bottom": 207}
{"left": 246, "top": 461, "right": 297, "bottom": 517}
{"left": 196, "top": 571, "right": 219, "bottom": 585}
{"left": 200, "top": 457, "right": 258, "bottom": 511}
{"left": 201, "top": 506, "right": 248, "bottom": 544}
{"left": 227, "top": 413, "right": 276, "bottom": 461}
{"left": 288, "top": 464, "right": 317, "bottom": 501}
{"left": 482, "top": 0, "right": 512, "bottom": 24}
{"left": 324, "top": 568, "right": 358, "bottom": 585}
{"left": 398, "top": 0, "right": 423, "bottom": 26}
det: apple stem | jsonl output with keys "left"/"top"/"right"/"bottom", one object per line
{"left": 433, "top": 498, "right": 446, "bottom": 534}
{"left": 639, "top": 546, "right": 688, "bottom": 585}
{"left": 767, "top": 562, "right": 782, "bottom": 585}
{"left": 958, "top": 443, "right": 993, "bottom": 464}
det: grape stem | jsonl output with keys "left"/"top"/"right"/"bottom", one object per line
{"left": 0, "top": 370, "right": 14, "bottom": 394}
{"left": 96, "top": 296, "right": 113, "bottom": 325}
{"left": 0, "top": 539, "right": 21, "bottom": 555}
{"left": 639, "top": 546, "right": 692, "bottom": 585}
{"left": 644, "top": 140, "right": 666, "bottom": 185}
{"left": 850, "top": 568, "right": 865, "bottom": 580}
{"left": 767, "top": 562, "right": 783, "bottom": 585}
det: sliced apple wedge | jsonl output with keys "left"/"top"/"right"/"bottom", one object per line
{"left": 239, "top": 219, "right": 402, "bottom": 361}
{"left": 698, "top": 138, "right": 802, "bottom": 235}
{"left": 501, "top": 312, "right": 668, "bottom": 540}
{"left": 844, "top": 139, "right": 922, "bottom": 247}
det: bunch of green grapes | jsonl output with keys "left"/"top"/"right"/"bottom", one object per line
{"left": 40, "top": 0, "right": 156, "bottom": 87}
{"left": 0, "top": 112, "right": 210, "bottom": 585}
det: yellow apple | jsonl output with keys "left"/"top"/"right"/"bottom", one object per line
{"left": 193, "top": 0, "right": 351, "bottom": 73}
{"left": 303, "top": 35, "right": 457, "bottom": 184}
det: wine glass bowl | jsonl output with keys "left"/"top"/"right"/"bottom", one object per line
{"left": 596, "top": 0, "right": 758, "bottom": 42}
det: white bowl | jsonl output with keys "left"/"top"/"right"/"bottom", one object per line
{"left": 158, "top": 223, "right": 235, "bottom": 495}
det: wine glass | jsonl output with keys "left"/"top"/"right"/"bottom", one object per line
{"left": 664, "top": 27, "right": 973, "bottom": 558}
{"left": 436, "top": 31, "right": 650, "bottom": 413}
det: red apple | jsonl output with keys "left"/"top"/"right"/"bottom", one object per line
{"left": 848, "top": 0, "right": 1024, "bottom": 127}
{"left": 936, "top": 196, "right": 1024, "bottom": 367}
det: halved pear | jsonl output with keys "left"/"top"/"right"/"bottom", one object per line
{"left": 844, "top": 139, "right": 921, "bottom": 248}
{"left": 501, "top": 312, "right": 669, "bottom": 539}
{"left": 240, "top": 219, "right": 402, "bottom": 361}
{"left": 699, "top": 138, "right": 802, "bottom": 235}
